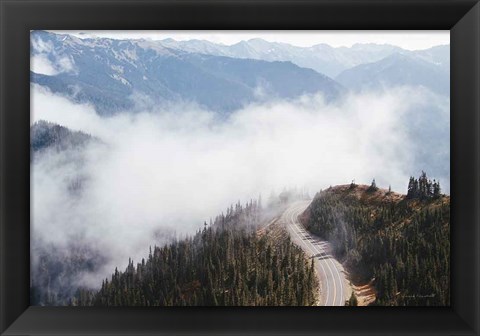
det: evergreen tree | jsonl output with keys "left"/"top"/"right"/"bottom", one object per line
{"left": 367, "top": 179, "right": 378, "bottom": 192}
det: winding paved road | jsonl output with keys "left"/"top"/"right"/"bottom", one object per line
{"left": 282, "top": 201, "right": 349, "bottom": 306}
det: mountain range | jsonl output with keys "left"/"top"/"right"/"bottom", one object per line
{"left": 31, "top": 31, "right": 449, "bottom": 116}
{"left": 336, "top": 53, "right": 449, "bottom": 95}
{"left": 30, "top": 31, "right": 451, "bottom": 307}
{"left": 158, "top": 37, "right": 449, "bottom": 78}
{"left": 31, "top": 31, "right": 343, "bottom": 116}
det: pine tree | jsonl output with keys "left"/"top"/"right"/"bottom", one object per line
{"left": 367, "top": 178, "right": 378, "bottom": 192}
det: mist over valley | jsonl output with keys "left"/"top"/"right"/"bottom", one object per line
{"left": 30, "top": 31, "right": 450, "bottom": 306}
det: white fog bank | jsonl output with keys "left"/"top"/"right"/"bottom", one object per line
{"left": 31, "top": 84, "right": 449, "bottom": 287}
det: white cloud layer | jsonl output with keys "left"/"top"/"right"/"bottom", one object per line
{"left": 31, "top": 36, "right": 76, "bottom": 75}
{"left": 31, "top": 54, "right": 58, "bottom": 76}
{"left": 31, "top": 84, "right": 448, "bottom": 288}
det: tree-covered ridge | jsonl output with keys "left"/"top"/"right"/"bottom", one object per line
{"left": 301, "top": 174, "right": 449, "bottom": 306}
{"left": 74, "top": 200, "right": 318, "bottom": 306}
{"left": 31, "top": 120, "right": 94, "bottom": 154}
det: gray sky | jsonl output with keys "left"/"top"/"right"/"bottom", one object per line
{"left": 53, "top": 30, "right": 449, "bottom": 50}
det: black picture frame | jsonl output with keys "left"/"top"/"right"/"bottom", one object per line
{"left": 1, "top": 0, "right": 479, "bottom": 335}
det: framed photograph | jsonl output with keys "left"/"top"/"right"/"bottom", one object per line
{"left": 1, "top": 0, "right": 479, "bottom": 335}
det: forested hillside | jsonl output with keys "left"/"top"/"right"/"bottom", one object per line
{"left": 73, "top": 200, "right": 318, "bottom": 306}
{"left": 301, "top": 173, "right": 450, "bottom": 306}
{"left": 31, "top": 120, "right": 94, "bottom": 155}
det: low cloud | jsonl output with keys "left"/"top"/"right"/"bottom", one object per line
{"left": 31, "top": 36, "right": 77, "bottom": 75}
{"left": 31, "top": 84, "right": 449, "bottom": 290}
{"left": 31, "top": 54, "right": 59, "bottom": 76}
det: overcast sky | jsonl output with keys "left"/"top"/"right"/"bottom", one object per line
{"left": 53, "top": 30, "right": 449, "bottom": 51}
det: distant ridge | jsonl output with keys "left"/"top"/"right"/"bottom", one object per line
{"left": 30, "top": 31, "right": 344, "bottom": 116}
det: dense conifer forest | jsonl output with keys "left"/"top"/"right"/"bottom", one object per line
{"left": 31, "top": 120, "right": 94, "bottom": 155}
{"left": 72, "top": 200, "right": 318, "bottom": 306}
{"left": 301, "top": 173, "right": 450, "bottom": 306}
